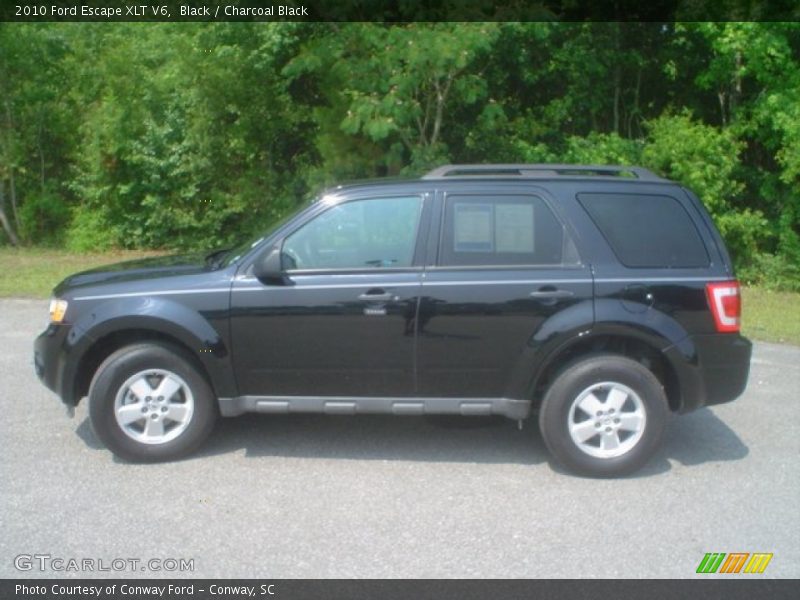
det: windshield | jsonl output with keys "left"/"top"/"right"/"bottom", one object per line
{"left": 222, "top": 202, "right": 315, "bottom": 267}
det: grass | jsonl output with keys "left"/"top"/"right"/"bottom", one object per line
{"left": 741, "top": 286, "right": 800, "bottom": 346}
{"left": 1, "top": 247, "right": 798, "bottom": 345}
{"left": 0, "top": 247, "right": 167, "bottom": 298}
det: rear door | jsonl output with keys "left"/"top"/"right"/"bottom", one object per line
{"left": 416, "top": 184, "right": 592, "bottom": 398}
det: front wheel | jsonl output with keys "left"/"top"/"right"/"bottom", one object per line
{"left": 538, "top": 355, "right": 668, "bottom": 477}
{"left": 88, "top": 343, "right": 218, "bottom": 462}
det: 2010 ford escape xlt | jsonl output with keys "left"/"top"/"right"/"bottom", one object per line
{"left": 34, "top": 164, "right": 752, "bottom": 476}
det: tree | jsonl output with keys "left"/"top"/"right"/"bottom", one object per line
{"left": 64, "top": 23, "right": 312, "bottom": 251}
{"left": 1, "top": 21, "right": 797, "bottom": 289}
{"left": 0, "top": 23, "right": 72, "bottom": 245}
{"left": 285, "top": 23, "right": 500, "bottom": 175}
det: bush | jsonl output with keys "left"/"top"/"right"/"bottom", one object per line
{"left": 643, "top": 112, "right": 743, "bottom": 216}
{"left": 65, "top": 205, "right": 120, "bottom": 252}
{"left": 559, "top": 132, "right": 643, "bottom": 166}
{"left": 18, "top": 186, "right": 71, "bottom": 246}
{"left": 640, "top": 112, "right": 780, "bottom": 267}
{"left": 715, "top": 208, "right": 770, "bottom": 266}
{"left": 739, "top": 252, "right": 800, "bottom": 292}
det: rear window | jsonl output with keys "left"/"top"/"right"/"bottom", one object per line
{"left": 578, "top": 192, "right": 709, "bottom": 268}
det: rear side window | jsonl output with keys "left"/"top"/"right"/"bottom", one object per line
{"left": 440, "top": 194, "right": 580, "bottom": 267}
{"left": 578, "top": 192, "right": 709, "bottom": 268}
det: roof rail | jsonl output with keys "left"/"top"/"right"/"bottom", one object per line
{"left": 422, "top": 164, "right": 664, "bottom": 182}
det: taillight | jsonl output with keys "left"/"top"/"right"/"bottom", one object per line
{"left": 706, "top": 281, "right": 741, "bottom": 333}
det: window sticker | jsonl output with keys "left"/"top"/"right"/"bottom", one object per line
{"left": 454, "top": 203, "right": 493, "bottom": 252}
{"left": 495, "top": 203, "right": 534, "bottom": 253}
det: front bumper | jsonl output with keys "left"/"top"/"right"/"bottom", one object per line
{"left": 34, "top": 323, "right": 78, "bottom": 406}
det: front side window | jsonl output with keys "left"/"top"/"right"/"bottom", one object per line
{"left": 440, "top": 194, "right": 578, "bottom": 267}
{"left": 282, "top": 196, "right": 423, "bottom": 270}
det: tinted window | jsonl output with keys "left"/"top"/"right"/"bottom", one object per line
{"left": 283, "top": 196, "right": 423, "bottom": 270}
{"left": 578, "top": 192, "right": 709, "bottom": 268}
{"left": 440, "top": 195, "right": 579, "bottom": 267}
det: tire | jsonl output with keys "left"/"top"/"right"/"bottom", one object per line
{"left": 88, "top": 343, "right": 218, "bottom": 462}
{"left": 538, "top": 354, "right": 668, "bottom": 477}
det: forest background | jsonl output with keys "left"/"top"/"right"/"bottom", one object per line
{"left": 0, "top": 22, "right": 798, "bottom": 291}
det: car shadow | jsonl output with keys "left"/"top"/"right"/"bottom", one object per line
{"left": 615, "top": 407, "right": 749, "bottom": 478}
{"left": 75, "top": 417, "right": 105, "bottom": 450}
{"left": 660, "top": 407, "right": 750, "bottom": 467}
{"left": 74, "top": 406, "right": 748, "bottom": 475}
{"left": 199, "top": 413, "right": 549, "bottom": 466}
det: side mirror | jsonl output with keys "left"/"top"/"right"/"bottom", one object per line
{"left": 253, "top": 243, "right": 285, "bottom": 283}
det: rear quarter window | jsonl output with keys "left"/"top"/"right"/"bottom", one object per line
{"left": 577, "top": 192, "right": 709, "bottom": 268}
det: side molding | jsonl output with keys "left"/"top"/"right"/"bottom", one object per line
{"left": 218, "top": 395, "right": 531, "bottom": 419}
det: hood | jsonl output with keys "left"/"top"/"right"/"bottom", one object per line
{"left": 54, "top": 253, "right": 212, "bottom": 295}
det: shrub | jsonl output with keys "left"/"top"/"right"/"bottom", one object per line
{"left": 739, "top": 252, "right": 800, "bottom": 292}
{"left": 18, "top": 186, "right": 71, "bottom": 246}
{"left": 65, "top": 205, "right": 120, "bottom": 252}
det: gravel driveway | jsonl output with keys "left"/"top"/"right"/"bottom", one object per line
{"left": 1, "top": 299, "right": 797, "bottom": 578}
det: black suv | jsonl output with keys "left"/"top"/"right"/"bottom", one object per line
{"left": 34, "top": 164, "right": 752, "bottom": 476}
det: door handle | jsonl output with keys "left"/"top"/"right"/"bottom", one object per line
{"left": 357, "top": 291, "right": 395, "bottom": 302}
{"left": 529, "top": 288, "right": 574, "bottom": 299}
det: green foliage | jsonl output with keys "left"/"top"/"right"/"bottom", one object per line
{"left": 715, "top": 210, "right": 771, "bottom": 265}
{"left": 559, "top": 133, "right": 643, "bottom": 165}
{"left": 739, "top": 253, "right": 800, "bottom": 292}
{"left": 643, "top": 113, "right": 744, "bottom": 213}
{"left": 641, "top": 112, "right": 772, "bottom": 262}
{"left": 54, "top": 23, "right": 313, "bottom": 251}
{"left": 18, "top": 185, "right": 70, "bottom": 245}
{"left": 1, "top": 22, "right": 798, "bottom": 290}
{"left": 286, "top": 23, "right": 499, "bottom": 175}
{"left": 65, "top": 205, "right": 120, "bottom": 252}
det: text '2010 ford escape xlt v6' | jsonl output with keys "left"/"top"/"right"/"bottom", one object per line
{"left": 34, "top": 164, "right": 752, "bottom": 476}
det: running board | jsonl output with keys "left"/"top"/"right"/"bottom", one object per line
{"left": 218, "top": 396, "right": 531, "bottom": 420}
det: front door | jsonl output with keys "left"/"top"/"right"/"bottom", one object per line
{"left": 231, "top": 193, "right": 429, "bottom": 397}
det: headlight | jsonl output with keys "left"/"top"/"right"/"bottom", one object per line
{"left": 49, "top": 298, "right": 69, "bottom": 323}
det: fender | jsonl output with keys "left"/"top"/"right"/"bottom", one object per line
{"left": 68, "top": 296, "right": 236, "bottom": 400}
{"left": 504, "top": 298, "right": 697, "bottom": 403}
{"left": 593, "top": 297, "right": 693, "bottom": 354}
{"left": 504, "top": 299, "right": 594, "bottom": 399}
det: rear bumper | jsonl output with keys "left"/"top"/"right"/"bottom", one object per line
{"left": 665, "top": 333, "right": 752, "bottom": 413}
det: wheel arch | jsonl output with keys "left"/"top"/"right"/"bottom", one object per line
{"left": 68, "top": 296, "right": 236, "bottom": 405}
{"left": 73, "top": 328, "right": 218, "bottom": 407}
{"left": 528, "top": 328, "right": 687, "bottom": 413}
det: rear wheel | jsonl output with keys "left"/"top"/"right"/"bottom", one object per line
{"left": 88, "top": 343, "right": 217, "bottom": 462}
{"left": 538, "top": 355, "right": 668, "bottom": 477}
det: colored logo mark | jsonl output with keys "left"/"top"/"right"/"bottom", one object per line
{"left": 696, "top": 552, "right": 773, "bottom": 574}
